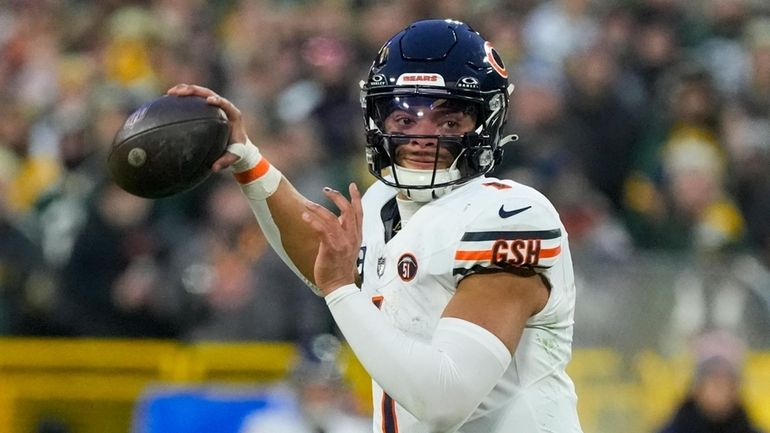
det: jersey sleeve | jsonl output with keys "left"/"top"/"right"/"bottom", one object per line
{"left": 453, "top": 193, "right": 564, "bottom": 282}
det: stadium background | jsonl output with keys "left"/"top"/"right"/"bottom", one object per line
{"left": 1, "top": 0, "right": 769, "bottom": 432}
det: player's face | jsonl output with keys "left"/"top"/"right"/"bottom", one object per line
{"left": 380, "top": 98, "right": 477, "bottom": 170}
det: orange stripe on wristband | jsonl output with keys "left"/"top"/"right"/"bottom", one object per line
{"left": 233, "top": 157, "right": 271, "bottom": 184}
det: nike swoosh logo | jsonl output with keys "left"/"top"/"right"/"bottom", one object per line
{"left": 498, "top": 205, "right": 531, "bottom": 218}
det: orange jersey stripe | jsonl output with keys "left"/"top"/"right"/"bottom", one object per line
{"left": 456, "top": 246, "right": 561, "bottom": 261}
{"left": 233, "top": 157, "right": 271, "bottom": 184}
{"left": 454, "top": 250, "right": 493, "bottom": 261}
{"left": 539, "top": 245, "right": 561, "bottom": 259}
{"left": 381, "top": 395, "right": 386, "bottom": 433}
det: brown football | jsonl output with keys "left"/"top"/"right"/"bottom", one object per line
{"left": 108, "top": 95, "right": 230, "bottom": 198}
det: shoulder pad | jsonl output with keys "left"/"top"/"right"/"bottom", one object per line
{"left": 361, "top": 180, "right": 397, "bottom": 206}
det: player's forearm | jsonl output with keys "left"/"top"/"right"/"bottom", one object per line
{"left": 231, "top": 140, "right": 321, "bottom": 293}
{"left": 263, "top": 178, "right": 319, "bottom": 281}
{"left": 239, "top": 177, "right": 321, "bottom": 294}
{"left": 325, "top": 285, "right": 511, "bottom": 431}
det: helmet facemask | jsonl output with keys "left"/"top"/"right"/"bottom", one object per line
{"left": 364, "top": 93, "right": 507, "bottom": 201}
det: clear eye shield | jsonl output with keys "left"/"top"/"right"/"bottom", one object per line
{"left": 371, "top": 95, "right": 481, "bottom": 129}
{"left": 371, "top": 95, "right": 481, "bottom": 162}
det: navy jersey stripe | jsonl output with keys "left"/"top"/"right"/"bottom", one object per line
{"left": 460, "top": 228, "right": 561, "bottom": 242}
{"left": 453, "top": 264, "right": 547, "bottom": 276}
{"left": 382, "top": 392, "right": 398, "bottom": 433}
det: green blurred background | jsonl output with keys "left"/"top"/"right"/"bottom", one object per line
{"left": 1, "top": 0, "right": 770, "bottom": 432}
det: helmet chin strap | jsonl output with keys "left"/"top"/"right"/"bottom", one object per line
{"left": 393, "top": 161, "right": 462, "bottom": 202}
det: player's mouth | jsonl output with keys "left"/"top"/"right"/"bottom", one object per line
{"left": 402, "top": 157, "right": 438, "bottom": 170}
{"left": 398, "top": 150, "right": 453, "bottom": 170}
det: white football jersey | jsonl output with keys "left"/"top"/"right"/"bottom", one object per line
{"left": 357, "top": 176, "right": 582, "bottom": 433}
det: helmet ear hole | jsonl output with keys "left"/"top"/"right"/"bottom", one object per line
{"left": 458, "top": 133, "right": 494, "bottom": 173}
{"left": 477, "top": 148, "right": 494, "bottom": 169}
{"left": 469, "top": 148, "right": 494, "bottom": 172}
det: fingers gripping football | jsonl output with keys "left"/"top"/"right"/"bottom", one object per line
{"left": 166, "top": 83, "right": 250, "bottom": 172}
{"left": 303, "top": 183, "right": 363, "bottom": 295}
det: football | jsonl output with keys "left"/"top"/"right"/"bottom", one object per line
{"left": 108, "top": 95, "right": 230, "bottom": 199}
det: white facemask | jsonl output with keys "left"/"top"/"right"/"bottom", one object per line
{"left": 392, "top": 164, "right": 461, "bottom": 202}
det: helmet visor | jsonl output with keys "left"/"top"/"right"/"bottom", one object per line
{"left": 371, "top": 95, "right": 481, "bottom": 133}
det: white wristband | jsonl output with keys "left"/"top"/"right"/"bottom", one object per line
{"left": 228, "top": 140, "right": 261, "bottom": 173}
{"left": 229, "top": 139, "right": 282, "bottom": 200}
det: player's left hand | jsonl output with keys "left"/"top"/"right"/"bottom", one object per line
{"left": 302, "top": 183, "right": 363, "bottom": 296}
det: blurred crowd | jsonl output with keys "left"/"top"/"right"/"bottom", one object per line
{"left": 0, "top": 0, "right": 769, "bottom": 352}
{"left": 655, "top": 331, "right": 763, "bottom": 433}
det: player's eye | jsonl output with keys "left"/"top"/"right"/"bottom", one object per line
{"left": 438, "top": 114, "right": 466, "bottom": 131}
{"left": 385, "top": 112, "right": 417, "bottom": 132}
{"left": 395, "top": 116, "right": 415, "bottom": 126}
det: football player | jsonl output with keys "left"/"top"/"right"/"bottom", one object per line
{"left": 169, "top": 19, "right": 583, "bottom": 433}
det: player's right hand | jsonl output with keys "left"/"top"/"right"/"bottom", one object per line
{"left": 166, "top": 83, "right": 248, "bottom": 172}
{"left": 302, "top": 183, "right": 364, "bottom": 296}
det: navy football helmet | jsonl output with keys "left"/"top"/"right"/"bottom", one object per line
{"left": 361, "top": 19, "right": 514, "bottom": 201}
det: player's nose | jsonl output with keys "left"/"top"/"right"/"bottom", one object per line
{"left": 410, "top": 136, "right": 437, "bottom": 148}
{"left": 409, "top": 120, "right": 439, "bottom": 147}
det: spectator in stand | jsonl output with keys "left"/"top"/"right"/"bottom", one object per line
{"left": 656, "top": 331, "right": 764, "bottom": 433}
{"left": 623, "top": 63, "right": 744, "bottom": 251}
{"left": 55, "top": 183, "right": 179, "bottom": 338}
{"left": 694, "top": 0, "right": 753, "bottom": 98}
{"left": 168, "top": 177, "right": 333, "bottom": 342}
{"left": 627, "top": 13, "right": 682, "bottom": 105}
{"left": 497, "top": 61, "right": 571, "bottom": 193}
{"left": 723, "top": 17, "right": 770, "bottom": 268}
{"left": 32, "top": 56, "right": 120, "bottom": 271}
{"left": 563, "top": 42, "right": 643, "bottom": 211}
{"left": 521, "top": 0, "right": 599, "bottom": 72}
{"left": 239, "top": 334, "right": 369, "bottom": 433}
{"left": 0, "top": 153, "right": 57, "bottom": 335}
{"left": 0, "top": 98, "right": 60, "bottom": 220}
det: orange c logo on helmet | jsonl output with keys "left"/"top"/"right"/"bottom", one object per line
{"left": 484, "top": 42, "right": 508, "bottom": 78}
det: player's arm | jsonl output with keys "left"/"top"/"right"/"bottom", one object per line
{"left": 329, "top": 273, "right": 546, "bottom": 430}
{"left": 246, "top": 178, "right": 321, "bottom": 289}
{"left": 443, "top": 270, "right": 548, "bottom": 352}
{"left": 167, "top": 84, "right": 320, "bottom": 289}
{"left": 305, "top": 188, "right": 551, "bottom": 430}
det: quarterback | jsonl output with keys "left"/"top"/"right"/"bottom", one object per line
{"left": 169, "top": 19, "right": 582, "bottom": 433}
